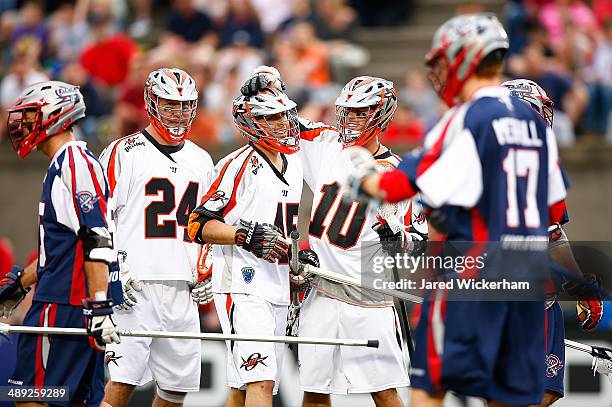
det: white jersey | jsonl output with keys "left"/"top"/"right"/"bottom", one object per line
{"left": 298, "top": 118, "right": 426, "bottom": 304}
{"left": 201, "top": 144, "right": 303, "bottom": 306}
{"left": 99, "top": 130, "right": 214, "bottom": 282}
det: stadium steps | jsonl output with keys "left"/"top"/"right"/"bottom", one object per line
{"left": 352, "top": 0, "right": 506, "bottom": 83}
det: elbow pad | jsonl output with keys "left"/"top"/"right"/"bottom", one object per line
{"left": 78, "top": 226, "right": 114, "bottom": 264}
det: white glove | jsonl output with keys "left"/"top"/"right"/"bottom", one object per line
{"left": 115, "top": 251, "right": 142, "bottom": 311}
{"left": 191, "top": 278, "right": 213, "bottom": 305}
{"left": 82, "top": 298, "right": 121, "bottom": 352}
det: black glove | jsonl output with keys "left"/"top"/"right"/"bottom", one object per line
{"left": 289, "top": 249, "right": 319, "bottom": 292}
{"left": 240, "top": 73, "right": 286, "bottom": 97}
{"left": 82, "top": 298, "right": 120, "bottom": 352}
{"left": 372, "top": 222, "right": 402, "bottom": 255}
{"left": 0, "top": 266, "right": 30, "bottom": 318}
{"left": 235, "top": 220, "right": 289, "bottom": 263}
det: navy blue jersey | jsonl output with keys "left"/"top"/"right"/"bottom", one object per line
{"left": 34, "top": 141, "right": 113, "bottom": 306}
{"left": 398, "top": 86, "right": 566, "bottom": 242}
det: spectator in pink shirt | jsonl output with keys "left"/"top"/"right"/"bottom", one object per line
{"left": 539, "top": 0, "right": 597, "bottom": 50}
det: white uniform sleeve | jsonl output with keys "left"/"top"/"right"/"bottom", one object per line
{"left": 199, "top": 148, "right": 254, "bottom": 224}
{"left": 546, "top": 127, "right": 567, "bottom": 205}
{"left": 297, "top": 117, "right": 341, "bottom": 190}
{"left": 416, "top": 129, "right": 482, "bottom": 208}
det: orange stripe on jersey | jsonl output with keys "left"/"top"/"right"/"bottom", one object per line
{"left": 300, "top": 127, "right": 336, "bottom": 141}
{"left": 223, "top": 151, "right": 255, "bottom": 217}
{"left": 106, "top": 134, "right": 133, "bottom": 197}
{"left": 199, "top": 146, "right": 250, "bottom": 205}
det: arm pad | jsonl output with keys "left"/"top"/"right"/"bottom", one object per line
{"left": 78, "top": 226, "right": 114, "bottom": 264}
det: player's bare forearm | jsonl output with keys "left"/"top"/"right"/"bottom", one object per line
{"left": 201, "top": 219, "right": 239, "bottom": 245}
{"left": 84, "top": 261, "right": 110, "bottom": 299}
{"left": 549, "top": 227, "right": 583, "bottom": 278}
{"left": 20, "top": 260, "right": 38, "bottom": 288}
{"left": 361, "top": 173, "right": 384, "bottom": 199}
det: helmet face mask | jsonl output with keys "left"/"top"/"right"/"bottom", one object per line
{"left": 6, "top": 81, "right": 86, "bottom": 158}
{"left": 233, "top": 89, "right": 300, "bottom": 154}
{"left": 7, "top": 107, "right": 43, "bottom": 158}
{"left": 336, "top": 104, "right": 384, "bottom": 147}
{"left": 144, "top": 68, "right": 198, "bottom": 143}
{"left": 335, "top": 76, "right": 397, "bottom": 148}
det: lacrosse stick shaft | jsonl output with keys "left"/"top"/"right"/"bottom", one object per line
{"left": 290, "top": 230, "right": 301, "bottom": 306}
{"left": 304, "top": 264, "right": 424, "bottom": 304}
{"left": 0, "top": 324, "right": 378, "bottom": 348}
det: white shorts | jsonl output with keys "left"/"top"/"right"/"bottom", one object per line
{"left": 298, "top": 289, "right": 410, "bottom": 394}
{"left": 214, "top": 293, "right": 288, "bottom": 395}
{"left": 106, "top": 280, "right": 201, "bottom": 392}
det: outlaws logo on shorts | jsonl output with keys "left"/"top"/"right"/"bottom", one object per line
{"left": 105, "top": 350, "right": 122, "bottom": 366}
{"left": 76, "top": 191, "right": 100, "bottom": 213}
{"left": 240, "top": 353, "right": 268, "bottom": 371}
{"left": 545, "top": 353, "right": 564, "bottom": 377}
{"left": 242, "top": 267, "right": 255, "bottom": 284}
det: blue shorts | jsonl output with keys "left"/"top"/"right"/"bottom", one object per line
{"left": 410, "top": 293, "right": 545, "bottom": 405}
{"left": 544, "top": 301, "right": 565, "bottom": 397}
{"left": 10, "top": 301, "right": 105, "bottom": 406}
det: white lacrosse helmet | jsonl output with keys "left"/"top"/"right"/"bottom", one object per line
{"left": 335, "top": 76, "right": 398, "bottom": 148}
{"left": 425, "top": 13, "right": 509, "bottom": 107}
{"left": 233, "top": 88, "right": 300, "bottom": 154}
{"left": 7, "top": 80, "right": 86, "bottom": 158}
{"left": 144, "top": 68, "right": 198, "bottom": 143}
{"left": 502, "top": 79, "right": 554, "bottom": 126}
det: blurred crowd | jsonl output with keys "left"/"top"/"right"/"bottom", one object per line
{"left": 0, "top": 0, "right": 610, "bottom": 151}
{"left": 0, "top": 0, "right": 372, "bottom": 149}
{"left": 504, "top": 0, "right": 612, "bottom": 145}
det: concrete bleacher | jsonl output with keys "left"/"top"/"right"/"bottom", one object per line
{"left": 353, "top": 0, "right": 506, "bottom": 83}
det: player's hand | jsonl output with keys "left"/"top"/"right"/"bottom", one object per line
{"left": 187, "top": 206, "right": 208, "bottom": 244}
{"left": 82, "top": 298, "right": 120, "bottom": 352}
{"left": 0, "top": 266, "right": 31, "bottom": 318}
{"left": 406, "top": 225, "right": 428, "bottom": 257}
{"left": 289, "top": 249, "right": 318, "bottom": 293}
{"left": 191, "top": 267, "right": 213, "bottom": 305}
{"left": 373, "top": 222, "right": 402, "bottom": 254}
{"left": 339, "top": 147, "right": 379, "bottom": 203}
{"left": 564, "top": 273, "right": 604, "bottom": 331}
{"left": 115, "top": 251, "right": 142, "bottom": 311}
{"left": 240, "top": 66, "right": 285, "bottom": 96}
{"left": 235, "top": 220, "right": 289, "bottom": 263}
{"left": 373, "top": 223, "right": 428, "bottom": 256}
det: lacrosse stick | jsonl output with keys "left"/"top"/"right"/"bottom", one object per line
{"left": 0, "top": 323, "right": 378, "bottom": 348}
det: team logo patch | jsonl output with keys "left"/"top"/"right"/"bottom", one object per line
{"left": 124, "top": 136, "right": 145, "bottom": 152}
{"left": 545, "top": 353, "right": 564, "bottom": 377}
{"left": 105, "top": 350, "right": 122, "bottom": 366}
{"left": 241, "top": 267, "right": 255, "bottom": 284}
{"left": 209, "top": 191, "right": 229, "bottom": 205}
{"left": 76, "top": 191, "right": 100, "bottom": 213}
{"left": 250, "top": 156, "right": 263, "bottom": 175}
{"left": 240, "top": 352, "right": 268, "bottom": 371}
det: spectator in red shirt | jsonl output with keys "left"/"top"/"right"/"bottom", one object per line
{"left": 79, "top": 0, "right": 138, "bottom": 86}
{"left": 381, "top": 101, "right": 424, "bottom": 147}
